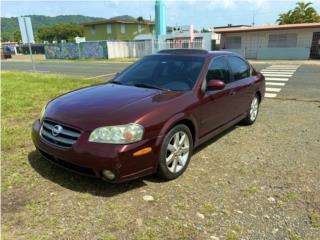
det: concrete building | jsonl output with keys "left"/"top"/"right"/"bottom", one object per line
{"left": 81, "top": 19, "right": 154, "bottom": 41}
{"left": 156, "top": 25, "right": 218, "bottom": 51}
{"left": 214, "top": 23, "right": 320, "bottom": 60}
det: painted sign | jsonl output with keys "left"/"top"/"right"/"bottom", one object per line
{"left": 18, "top": 17, "right": 35, "bottom": 44}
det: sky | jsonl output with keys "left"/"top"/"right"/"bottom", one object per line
{"left": 2, "top": 0, "right": 320, "bottom": 29}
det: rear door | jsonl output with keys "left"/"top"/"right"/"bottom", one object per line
{"left": 226, "top": 56, "right": 254, "bottom": 117}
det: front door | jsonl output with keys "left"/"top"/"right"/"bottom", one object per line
{"left": 226, "top": 56, "right": 253, "bottom": 117}
{"left": 310, "top": 32, "right": 320, "bottom": 59}
{"left": 196, "top": 56, "right": 234, "bottom": 137}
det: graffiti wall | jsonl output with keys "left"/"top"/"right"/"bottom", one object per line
{"left": 45, "top": 42, "right": 108, "bottom": 59}
{"left": 80, "top": 41, "right": 107, "bottom": 59}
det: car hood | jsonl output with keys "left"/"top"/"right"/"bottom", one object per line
{"left": 45, "top": 83, "right": 182, "bottom": 130}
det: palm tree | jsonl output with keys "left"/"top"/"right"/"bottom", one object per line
{"left": 277, "top": 10, "right": 294, "bottom": 24}
{"left": 277, "top": 1, "right": 320, "bottom": 24}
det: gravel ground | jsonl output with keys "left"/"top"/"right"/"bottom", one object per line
{"left": 2, "top": 72, "right": 320, "bottom": 240}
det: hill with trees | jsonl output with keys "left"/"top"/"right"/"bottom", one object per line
{"left": 1, "top": 15, "right": 104, "bottom": 42}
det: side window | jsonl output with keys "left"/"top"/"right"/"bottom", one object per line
{"left": 206, "top": 57, "right": 230, "bottom": 83}
{"left": 227, "top": 56, "right": 250, "bottom": 81}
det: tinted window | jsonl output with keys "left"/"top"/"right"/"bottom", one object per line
{"left": 206, "top": 57, "right": 230, "bottom": 83}
{"left": 227, "top": 56, "right": 250, "bottom": 81}
{"left": 115, "top": 55, "right": 205, "bottom": 91}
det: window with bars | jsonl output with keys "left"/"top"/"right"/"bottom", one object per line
{"left": 225, "top": 36, "right": 242, "bottom": 49}
{"left": 121, "top": 24, "right": 126, "bottom": 34}
{"left": 268, "top": 33, "right": 297, "bottom": 48}
{"left": 106, "top": 24, "right": 112, "bottom": 34}
{"left": 91, "top": 26, "right": 96, "bottom": 35}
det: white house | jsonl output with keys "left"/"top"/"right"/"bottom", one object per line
{"left": 214, "top": 23, "right": 320, "bottom": 60}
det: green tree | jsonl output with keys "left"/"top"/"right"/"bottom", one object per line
{"left": 137, "top": 16, "right": 144, "bottom": 22}
{"left": 37, "top": 23, "right": 83, "bottom": 43}
{"left": 201, "top": 28, "right": 210, "bottom": 33}
{"left": 277, "top": 1, "right": 320, "bottom": 24}
{"left": 13, "top": 31, "right": 22, "bottom": 42}
{"left": 37, "top": 27, "right": 56, "bottom": 43}
{"left": 1, "top": 33, "right": 11, "bottom": 42}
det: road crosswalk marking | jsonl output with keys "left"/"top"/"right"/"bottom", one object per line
{"left": 265, "top": 77, "right": 289, "bottom": 81}
{"left": 262, "top": 65, "right": 300, "bottom": 98}
{"left": 265, "top": 93, "right": 277, "bottom": 98}
{"left": 266, "top": 87, "right": 281, "bottom": 92}
{"left": 266, "top": 82, "right": 285, "bottom": 86}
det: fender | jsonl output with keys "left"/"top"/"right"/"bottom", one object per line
{"left": 156, "top": 112, "right": 199, "bottom": 146}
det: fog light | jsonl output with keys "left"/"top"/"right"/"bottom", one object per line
{"left": 102, "top": 169, "right": 115, "bottom": 180}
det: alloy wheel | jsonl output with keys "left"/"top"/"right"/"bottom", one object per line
{"left": 250, "top": 96, "right": 259, "bottom": 121}
{"left": 166, "top": 131, "right": 190, "bottom": 173}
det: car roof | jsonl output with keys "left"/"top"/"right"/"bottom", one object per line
{"left": 156, "top": 49, "right": 241, "bottom": 58}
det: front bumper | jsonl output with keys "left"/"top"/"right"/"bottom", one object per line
{"left": 32, "top": 120, "right": 162, "bottom": 182}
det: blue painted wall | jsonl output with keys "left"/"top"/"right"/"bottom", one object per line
{"left": 224, "top": 48, "right": 246, "bottom": 57}
{"left": 257, "top": 48, "right": 310, "bottom": 60}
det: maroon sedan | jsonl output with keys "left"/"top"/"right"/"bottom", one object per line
{"left": 32, "top": 49, "right": 265, "bottom": 182}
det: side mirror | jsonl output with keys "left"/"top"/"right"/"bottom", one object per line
{"left": 207, "top": 79, "right": 225, "bottom": 91}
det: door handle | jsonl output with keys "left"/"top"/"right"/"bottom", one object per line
{"left": 229, "top": 90, "right": 236, "bottom": 96}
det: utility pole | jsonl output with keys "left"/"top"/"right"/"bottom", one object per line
{"left": 252, "top": 12, "right": 255, "bottom": 26}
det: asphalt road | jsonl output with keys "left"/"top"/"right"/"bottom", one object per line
{"left": 2, "top": 60, "right": 320, "bottom": 101}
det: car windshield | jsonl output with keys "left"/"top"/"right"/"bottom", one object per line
{"left": 113, "top": 55, "right": 205, "bottom": 91}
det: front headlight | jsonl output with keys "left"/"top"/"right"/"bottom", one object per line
{"left": 39, "top": 105, "right": 46, "bottom": 121}
{"left": 89, "top": 123, "right": 144, "bottom": 144}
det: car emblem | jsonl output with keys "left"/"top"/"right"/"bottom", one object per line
{"left": 52, "top": 125, "right": 63, "bottom": 137}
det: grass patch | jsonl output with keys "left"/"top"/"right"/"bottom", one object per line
{"left": 309, "top": 210, "right": 320, "bottom": 228}
{"left": 1, "top": 71, "right": 102, "bottom": 191}
{"left": 241, "top": 186, "right": 258, "bottom": 197}
{"left": 225, "top": 224, "right": 242, "bottom": 240}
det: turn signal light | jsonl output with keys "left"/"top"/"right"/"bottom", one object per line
{"left": 133, "top": 147, "right": 152, "bottom": 157}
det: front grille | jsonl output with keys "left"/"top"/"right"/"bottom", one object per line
{"left": 40, "top": 120, "right": 81, "bottom": 148}
{"left": 38, "top": 149, "right": 96, "bottom": 176}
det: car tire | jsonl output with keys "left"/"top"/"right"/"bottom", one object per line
{"left": 157, "top": 124, "right": 193, "bottom": 180}
{"left": 242, "top": 94, "right": 260, "bottom": 125}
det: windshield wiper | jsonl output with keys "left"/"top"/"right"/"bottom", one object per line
{"left": 132, "top": 83, "right": 169, "bottom": 91}
{"left": 110, "top": 80, "right": 123, "bottom": 85}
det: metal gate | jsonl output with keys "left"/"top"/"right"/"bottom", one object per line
{"left": 246, "top": 33, "right": 264, "bottom": 59}
{"left": 310, "top": 32, "right": 320, "bottom": 59}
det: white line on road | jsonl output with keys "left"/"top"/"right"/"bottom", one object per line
{"left": 266, "top": 82, "right": 286, "bottom": 86}
{"left": 262, "top": 69, "right": 296, "bottom": 73}
{"left": 266, "top": 87, "right": 281, "bottom": 92}
{"left": 265, "top": 77, "right": 289, "bottom": 81}
{"left": 265, "top": 67, "right": 298, "bottom": 69}
{"left": 263, "top": 74, "right": 293, "bottom": 77}
{"left": 270, "top": 64, "right": 300, "bottom": 68}
{"left": 85, "top": 72, "right": 117, "bottom": 80}
{"left": 265, "top": 93, "right": 277, "bottom": 98}
{"left": 261, "top": 70, "right": 295, "bottom": 74}
{"left": 28, "top": 70, "right": 50, "bottom": 73}
{"left": 262, "top": 72, "right": 294, "bottom": 75}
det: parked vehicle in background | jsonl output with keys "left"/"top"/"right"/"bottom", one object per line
{"left": 32, "top": 49, "right": 265, "bottom": 183}
{"left": 0, "top": 46, "right": 12, "bottom": 59}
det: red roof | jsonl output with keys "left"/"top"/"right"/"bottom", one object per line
{"left": 81, "top": 19, "right": 154, "bottom": 26}
{"left": 214, "top": 22, "right": 320, "bottom": 33}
